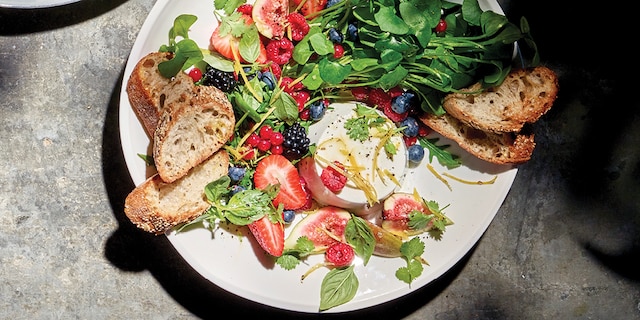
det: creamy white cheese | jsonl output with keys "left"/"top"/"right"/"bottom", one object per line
{"left": 300, "top": 102, "right": 407, "bottom": 219}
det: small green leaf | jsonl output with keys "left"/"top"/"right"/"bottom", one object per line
{"left": 239, "top": 27, "right": 261, "bottom": 63}
{"left": 319, "top": 58, "right": 352, "bottom": 85}
{"left": 309, "top": 32, "right": 334, "bottom": 56}
{"left": 378, "top": 65, "right": 408, "bottom": 90}
{"left": 301, "top": 65, "right": 324, "bottom": 90}
{"left": 374, "top": 6, "right": 409, "bottom": 35}
{"left": 319, "top": 266, "right": 358, "bottom": 311}
{"left": 345, "top": 216, "right": 375, "bottom": 265}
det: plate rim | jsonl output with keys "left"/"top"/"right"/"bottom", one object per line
{"left": 118, "top": 0, "right": 518, "bottom": 313}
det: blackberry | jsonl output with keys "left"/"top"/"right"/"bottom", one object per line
{"left": 282, "top": 122, "right": 310, "bottom": 161}
{"left": 202, "top": 65, "right": 237, "bottom": 92}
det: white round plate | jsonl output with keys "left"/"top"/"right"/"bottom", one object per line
{"left": 0, "top": 0, "right": 80, "bottom": 8}
{"left": 119, "top": 0, "right": 517, "bottom": 313}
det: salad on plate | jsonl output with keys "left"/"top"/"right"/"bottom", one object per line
{"left": 125, "top": 0, "right": 538, "bottom": 312}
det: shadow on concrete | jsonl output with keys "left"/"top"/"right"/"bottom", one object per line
{"left": 506, "top": 0, "right": 640, "bottom": 284}
{"left": 0, "top": 0, "right": 128, "bottom": 35}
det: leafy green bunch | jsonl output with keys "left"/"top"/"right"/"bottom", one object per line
{"left": 288, "top": 0, "right": 538, "bottom": 114}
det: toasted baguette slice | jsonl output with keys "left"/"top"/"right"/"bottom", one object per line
{"left": 126, "top": 51, "right": 196, "bottom": 137}
{"left": 124, "top": 150, "right": 229, "bottom": 234}
{"left": 153, "top": 85, "right": 235, "bottom": 183}
{"left": 443, "top": 66, "right": 558, "bottom": 133}
{"left": 419, "top": 112, "right": 535, "bottom": 165}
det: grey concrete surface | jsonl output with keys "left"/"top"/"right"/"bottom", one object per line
{"left": 1, "top": 0, "right": 638, "bottom": 319}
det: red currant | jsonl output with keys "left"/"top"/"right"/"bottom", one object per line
{"left": 403, "top": 135, "right": 417, "bottom": 147}
{"left": 290, "top": 90, "right": 311, "bottom": 111}
{"left": 333, "top": 43, "right": 345, "bottom": 59}
{"left": 188, "top": 68, "right": 202, "bottom": 82}
{"left": 270, "top": 144, "right": 283, "bottom": 155}
{"left": 435, "top": 19, "right": 447, "bottom": 33}
{"left": 270, "top": 131, "right": 284, "bottom": 145}
{"left": 246, "top": 133, "right": 260, "bottom": 147}
{"left": 257, "top": 139, "right": 272, "bottom": 152}
{"left": 259, "top": 125, "right": 274, "bottom": 140}
{"left": 299, "top": 108, "right": 310, "bottom": 121}
{"left": 242, "top": 148, "right": 255, "bottom": 160}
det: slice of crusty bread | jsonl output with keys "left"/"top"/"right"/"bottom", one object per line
{"left": 153, "top": 84, "right": 235, "bottom": 183}
{"left": 125, "top": 150, "right": 229, "bottom": 235}
{"left": 419, "top": 112, "right": 535, "bottom": 165}
{"left": 443, "top": 66, "right": 558, "bottom": 134}
{"left": 126, "top": 51, "right": 196, "bottom": 137}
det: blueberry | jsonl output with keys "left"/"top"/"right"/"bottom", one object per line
{"left": 407, "top": 144, "right": 425, "bottom": 163}
{"left": 400, "top": 116, "right": 419, "bottom": 137}
{"left": 309, "top": 100, "right": 326, "bottom": 121}
{"left": 230, "top": 184, "right": 245, "bottom": 195}
{"left": 391, "top": 92, "right": 415, "bottom": 114}
{"left": 259, "top": 71, "right": 276, "bottom": 90}
{"left": 347, "top": 23, "right": 358, "bottom": 42}
{"left": 228, "top": 166, "right": 246, "bottom": 182}
{"left": 328, "top": 28, "right": 344, "bottom": 43}
{"left": 326, "top": 0, "right": 342, "bottom": 7}
{"left": 283, "top": 210, "right": 296, "bottom": 223}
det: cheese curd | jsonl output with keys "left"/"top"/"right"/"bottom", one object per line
{"left": 299, "top": 102, "right": 407, "bottom": 219}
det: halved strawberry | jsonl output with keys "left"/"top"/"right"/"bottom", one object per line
{"left": 254, "top": 154, "right": 307, "bottom": 209}
{"left": 292, "top": 0, "right": 327, "bottom": 18}
{"left": 248, "top": 215, "right": 284, "bottom": 256}
{"left": 209, "top": 15, "right": 268, "bottom": 63}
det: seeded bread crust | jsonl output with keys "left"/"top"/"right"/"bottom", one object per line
{"left": 419, "top": 112, "right": 535, "bottom": 165}
{"left": 443, "top": 66, "right": 558, "bottom": 134}
{"left": 126, "top": 51, "right": 196, "bottom": 137}
{"left": 124, "top": 150, "right": 229, "bottom": 235}
{"left": 153, "top": 85, "right": 235, "bottom": 183}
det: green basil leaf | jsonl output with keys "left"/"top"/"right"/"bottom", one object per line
{"left": 319, "top": 266, "right": 358, "bottom": 311}
{"left": 239, "top": 27, "right": 260, "bottom": 63}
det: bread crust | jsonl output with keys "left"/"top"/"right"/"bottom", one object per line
{"left": 419, "top": 112, "right": 535, "bottom": 165}
{"left": 153, "top": 85, "right": 235, "bottom": 183}
{"left": 124, "top": 150, "right": 230, "bottom": 235}
{"left": 126, "top": 52, "right": 195, "bottom": 137}
{"left": 443, "top": 66, "right": 558, "bottom": 134}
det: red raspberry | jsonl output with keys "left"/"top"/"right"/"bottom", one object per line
{"left": 351, "top": 86, "right": 369, "bottom": 101}
{"left": 263, "top": 61, "right": 282, "bottom": 79}
{"left": 388, "top": 86, "right": 404, "bottom": 98}
{"left": 325, "top": 242, "right": 355, "bottom": 267}
{"left": 367, "top": 88, "right": 392, "bottom": 109}
{"left": 333, "top": 43, "right": 345, "bottom": 58}
{"left": 266, "top": 38, "right": 294, "bottom": 65}
{"left": 320, "top": 161, "right": 347, "bottom": 193}
{"left": 280, "top": 77, "right": 304, "bottom": 93}
{"left": 382, "top": 102, "right": 408, "bottom": 122}
{"left": 287, "top": 12, "right": 310, "bottom": 41}
{"left": 237, "top": 4, "right": 253, "bottom": 15}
